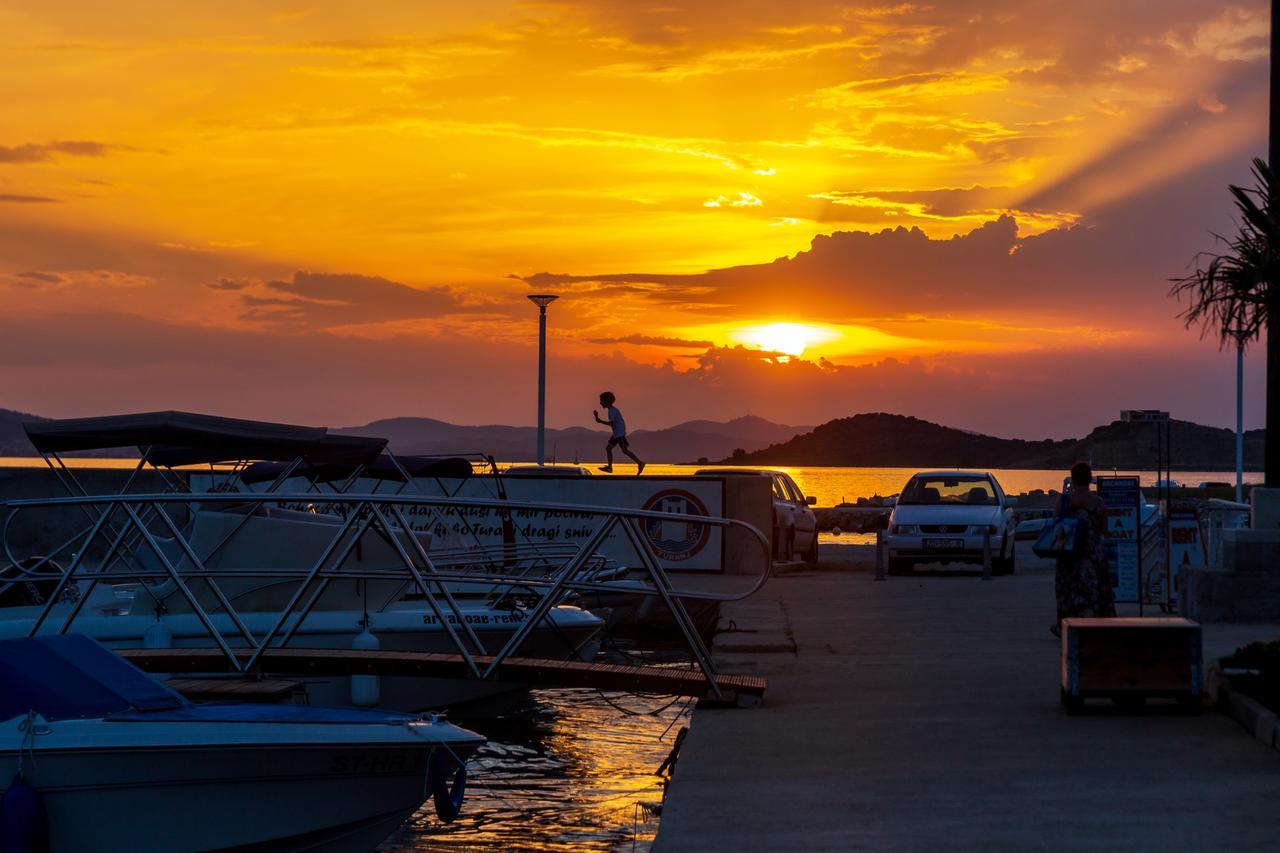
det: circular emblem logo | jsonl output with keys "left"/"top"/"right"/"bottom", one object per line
{"left": 641, "top": 489, "right": 711, "bottom": 562}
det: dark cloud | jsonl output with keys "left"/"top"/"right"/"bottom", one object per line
{"left": 523, "top": 147, "right": 1269, "bottom": 326}
{"left": 526, "top": 216, "right": 1057, "bottom": 317}
{"left": 243, "top": 271, "right": 470, "bottom": 328}
{"left": 0, "top": 194, "right": 60, "bottom": 204}
{"left": 588, "top": 334, "right": 714, "bottom": 348}
{"left": 0, "top": 141, "right": 113, "bottom": 164}
{"left": 206, "top": 278, "right": 248, "bottom": 291}
{"left": 13, "top": 271, "right": 64, "bottom": 284}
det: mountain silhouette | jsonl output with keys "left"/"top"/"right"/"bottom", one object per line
{"left": 723, "top": 412, "right": 1265, "bottom": 471}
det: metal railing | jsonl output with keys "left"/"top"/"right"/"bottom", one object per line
{"left": 2, "top": 491, "right": 772, "bottom": 698}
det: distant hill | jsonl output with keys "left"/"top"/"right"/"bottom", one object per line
{"left": 722, "top": 413, "right": 1265, "bottom": 472}
{"left": 334, "top": 414, "right": 811, "bottom": 463}
{"left": 0, "top": 408, "right": 43, "bottom": 455}
{"left": 0, "top": 405, "right": 1264, "bottom": 470}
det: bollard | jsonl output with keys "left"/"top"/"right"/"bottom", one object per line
{"left": 981, "top": 531, "right": 992, "bottom": 580}
{"left": 875, "top": 529, "right": 886, "bottom": 581}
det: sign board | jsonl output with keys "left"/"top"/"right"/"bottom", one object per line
{"left": 1096, "top": 477, "right": 1141, "bottom": 603}
{"left": 190, "top": 473, "right": 727, "bottom": 573}
{"left": 1167, "top": 509, "right": 1205, "bottom": 609}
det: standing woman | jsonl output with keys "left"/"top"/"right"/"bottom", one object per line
{"left": 1053, "top": 462, "right": 1116, "bottom": 636}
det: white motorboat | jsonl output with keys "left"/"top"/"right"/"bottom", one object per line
{"left": 0, "top": 604, "right": 604, "bottom": 710}
{"left": 0, "top": 634, "right": 484, "bottom": 853}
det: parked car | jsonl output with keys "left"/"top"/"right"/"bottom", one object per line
{"left": 884, "top": 471, "right": 1016, "bottom": 575}
{"left": 694, "top": 468, "right": 818, "bottom": 566}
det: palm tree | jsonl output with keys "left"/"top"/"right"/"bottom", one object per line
{"left": 1170, "top": 158, "right": 1280, "bottom": 485}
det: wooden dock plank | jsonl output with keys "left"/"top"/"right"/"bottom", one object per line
{"left": 118, "top": 648, "right": 765, "bottom": 700}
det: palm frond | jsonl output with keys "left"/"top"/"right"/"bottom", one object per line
{"left": 1170, "top": 158, "right": 1279, "bottom": 351}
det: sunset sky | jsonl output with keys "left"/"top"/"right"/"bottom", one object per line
{"left": 0, "top": 1, "right": 1271, "bottom": 438}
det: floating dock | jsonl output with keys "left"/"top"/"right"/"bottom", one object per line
{"left": 117, "top": 648, "right": 766, "bottom": 703}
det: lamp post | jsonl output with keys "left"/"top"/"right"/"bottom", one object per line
{"left": 1233, "top": 328, "right": 1249, "bottom": 503}
{"left": 527, "top": 294, "right": 559, "bottom": 465}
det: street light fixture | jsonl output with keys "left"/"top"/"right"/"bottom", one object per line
{"left": 527, "top": 294, "right": 559, "bottom": 465}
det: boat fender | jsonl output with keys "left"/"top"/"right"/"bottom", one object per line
{"left": 427, "top": 750, "right": 467, "bottom": 824}
{"left": 0, "top": 773, "right": 49, "bottom": 853}
{"left": 350, "top": 623, "right": 380, "bottom": 707}
{"left": 143, "top": 618, "right": 173, "bottom": 649}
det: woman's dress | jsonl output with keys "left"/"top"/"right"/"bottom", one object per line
{"left": 1055, "top": 492, "right": 1116, "bottom": 621}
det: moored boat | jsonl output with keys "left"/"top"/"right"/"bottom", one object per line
{"left": 0, "top": 634, "right": 484, "bottom": 852}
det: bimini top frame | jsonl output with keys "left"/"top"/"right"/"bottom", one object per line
{"left": 3, "top": 491, "right": 773, "bottom": 698}
{"left": 23, "top": 410, "right": 389, "bottom": 496}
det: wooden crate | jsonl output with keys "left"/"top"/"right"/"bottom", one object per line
{"left": 1061, "top": 617, "right": 1202, "bottom": 712}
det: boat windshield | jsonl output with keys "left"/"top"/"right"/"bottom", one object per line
{"left": 899, "top": 476, "right": 997, "bottom": 506}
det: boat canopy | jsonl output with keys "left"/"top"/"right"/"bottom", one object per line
{"left": 23, "top": 411, "right": 387, "bottom": 466}
{"left": 0, "top": 635, "right": 426, "bottom": 725}
{"left": 239, "top": 454, "right": 473, "bottom": 485}
{"left": 148, "top": 434, "right": 388, "bottom": 469}
{"left": 0, "top": 634, "right": 184, "bottom": 721}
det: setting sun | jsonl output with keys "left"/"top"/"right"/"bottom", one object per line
{"left": 734, "top": 322, "right": 839, "bottom": 357}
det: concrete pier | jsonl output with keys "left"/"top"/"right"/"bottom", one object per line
{"left": 656, "top": 546, "right": 1280, "bottom": 851}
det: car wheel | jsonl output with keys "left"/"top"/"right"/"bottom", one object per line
{"left": 888, "top": 557, "right": 912, "bottom": 576}
{"left": 992, "top": 538, "right": 1015, "bottom": 575}
{"left": 803, "top": 534, "right": 819, "bottom": 568}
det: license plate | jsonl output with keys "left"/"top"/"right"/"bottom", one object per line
{"left": 923, "top": 538, "right": 964, "bottom": 549}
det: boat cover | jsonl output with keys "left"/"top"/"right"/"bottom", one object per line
{"left": 240, "top": 454, "right": 473, "bottom": 485}
{"left": 147, "top": 433, "right": 388, "bottom": 468}
{"left": 23, "top": 411, "right": 387, "bottom": 467}
{"left": 0, "top": 634, "right": 184, "bottom": 721}
{"left": 25, "top": 411, "right": 325, "bottom": 455}
{"left": 0, "top": 635, "right": 424, "bottom": 726}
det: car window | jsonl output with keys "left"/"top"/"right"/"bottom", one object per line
{"left": 899, "top": 476, "right": 997, "bottom": 505}
{"left": 770, "top": 477, "right": 787, "bottom": 500}
{"left": 782, "top": 476, "right": 805, "bottom": 504}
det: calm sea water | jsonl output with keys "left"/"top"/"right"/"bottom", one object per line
{"left": 599, "top": 464, "right": 1262, "bottom": 506}
{"left": 3, "top": 457, "right": 1256, "bottom": 508}
{"left": 379, "top": 688, "right": 692, "bottom": 852}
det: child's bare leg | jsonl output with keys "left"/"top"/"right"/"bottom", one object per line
{"left": 622, "top": 446, "right": 645, "bottom": 473}
{"left": 601, "top": 441, "right": 614, "bottom": 471}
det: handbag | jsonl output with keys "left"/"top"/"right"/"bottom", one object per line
{"left": 1032, "top": 494, "right": 1090, "bottom": 559}
{"left": 1032, "top": 517, "right": 1087, "bottom": 558}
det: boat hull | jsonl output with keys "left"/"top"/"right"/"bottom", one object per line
{"left": 0, "top": 717, "right": 481, "bottom": 853}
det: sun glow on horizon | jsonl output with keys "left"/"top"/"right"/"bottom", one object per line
{"left": 733, "top": 322, "right": 841, "bottom": 357}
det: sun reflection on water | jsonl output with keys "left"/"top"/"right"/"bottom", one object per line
{"left": 380, "top": 688, "right": 693, "bottom": 852}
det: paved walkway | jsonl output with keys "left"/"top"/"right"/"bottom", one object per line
{"left": 655, "top": 553, "right": 1280, "bottom": 852}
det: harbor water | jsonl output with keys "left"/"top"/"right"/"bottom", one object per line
{"left": 602, "top": 464, "right": 1264, "bottom": 506}
{"left": 380, "top": 688, "right": 693, "bottom": 852}
{"left": 1, "top": 458, "right": 1258, "bottom": 507}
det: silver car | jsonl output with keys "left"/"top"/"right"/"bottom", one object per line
{"left": 884, "top": 471, "right": 1016, "bottom": 575}
{"left": 694, "top": 468, "right": 818, "bottom": 566}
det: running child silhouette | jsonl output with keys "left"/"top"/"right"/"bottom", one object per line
{"left": 593, "top": 391, "right": 645, "bottom": 474}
